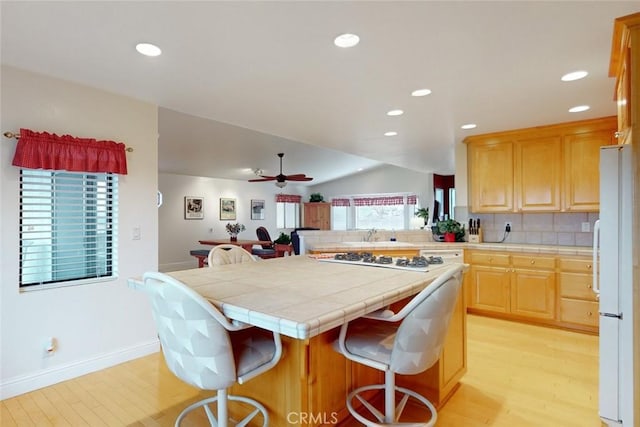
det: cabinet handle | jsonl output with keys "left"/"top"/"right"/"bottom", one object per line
{"left": 587, "top": 311, "right": 593, "bottom": 316}
{"left": 586, "top": 264, "right": 592, "bottom": 269}
{"left": 587, "top": 284, "right": 592, "bottom": 289}
{"left": 530, "top": 260, "right": 535, "bottom": 265}
{"left": 615, "top": 131, "right": 621, "bottom": 138}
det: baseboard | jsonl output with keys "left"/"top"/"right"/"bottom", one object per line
{"left": 0, "top": 338, "right": 160, "bottom": 400}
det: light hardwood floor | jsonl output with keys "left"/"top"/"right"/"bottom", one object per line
{"left": 1, "top": 315, "right": 600, "bottom": 426}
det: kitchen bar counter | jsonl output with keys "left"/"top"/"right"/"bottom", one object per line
{"left": 131, "top": 257, "right": 468, "bottom": 426}
{"left": 306, "top": 241, "right": 592, "bottom": 257}
{"left": 159, "top": 256, "right": 456, "bottom": 339}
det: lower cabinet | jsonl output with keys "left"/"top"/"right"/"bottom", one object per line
{"left": 467, "top": 251, "right": 555, "bottom": 320}
{"left": 558, "top": 257, "right": 599, "bottom": 333}
{"left": 466, "top": 250, "right": 596, "bottom": 334}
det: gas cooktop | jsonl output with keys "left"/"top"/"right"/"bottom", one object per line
{"left": 318, "top": 252, "right": 445, "bottom": 272}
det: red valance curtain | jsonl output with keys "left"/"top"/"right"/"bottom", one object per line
{"left": 353, "top": 196, "right": 404, "bottom": 206}
{"left": 407, "top": 195, "right": 417, "bottom": 205}
{"left": 331, "top": 198, "right": 351, "bottom": 207}
{"left": 275, "top": 194, "right": 302, "bottom": 203}
{"left": 12, "top": 128, "right": 128, "bottom": 174}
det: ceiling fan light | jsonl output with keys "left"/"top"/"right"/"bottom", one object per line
{"left": 275, "top": 181, "right": 287, "bottom": 188}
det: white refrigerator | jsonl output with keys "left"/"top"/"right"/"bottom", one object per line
{"left": 593, "top": 144, "right": 635, "bottom": 426}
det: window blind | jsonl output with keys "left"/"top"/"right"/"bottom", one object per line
{"left": 19, "top": 170, "right": 118, "bottom": 288}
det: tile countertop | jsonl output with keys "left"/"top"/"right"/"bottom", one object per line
{"left": 306, "top": 241, "right": 592, "bottom": 256}
{"left": 132, "top": 256, "right": 461, "bottom": 340}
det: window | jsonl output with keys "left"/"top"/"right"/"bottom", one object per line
{"left": 275, "top": 194, "right": 301, "bottom": 229}
{"left": 19, "top": 170, "right": 118, "bottom": 289}
{"left": 331, "top": 194, "right": 418, "bottom": 230}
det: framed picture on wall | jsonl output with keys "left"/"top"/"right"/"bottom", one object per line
{"left": 220, "top": 198, "right": 236, "bottom": 220}
{"left": 251, "top": 199, "right": 265, "bottom": 220}
{"left": 184, "top": 196, "right": 204, "bottom": 219}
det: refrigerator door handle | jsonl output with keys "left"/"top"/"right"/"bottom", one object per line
{"left": 592, "top": 219, "right": 600, "bottom": 296}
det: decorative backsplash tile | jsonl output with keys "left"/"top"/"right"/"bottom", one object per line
{"left": 455, "top": 207, "right": 596, "bottom": 247}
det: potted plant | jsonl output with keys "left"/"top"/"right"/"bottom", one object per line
{"left": 273, "top": 232, "right": 293, "bottom": 256}
{"left": 309, "top": 193, "right": 324, "bottom": 203}
{"left": 225, "top": 222, "right": 245, "bottom": 241}
{"left": 414, "top": 207, "right": 430, "bottom": 227}
{"left": 274, "top": 232, "right": 291, "bottom": 245}
{"left": 436, "top": 219, "right": 465, "bottom": 243}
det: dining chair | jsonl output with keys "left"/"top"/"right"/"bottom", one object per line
{"left": 334, "top": 264, "right": 465, "bottom": 426}
{"left": 208, "top": 244, "right": 256, "bottom": 266}
{"left": 143, "top": 272, "right": 282, "bottom": 427}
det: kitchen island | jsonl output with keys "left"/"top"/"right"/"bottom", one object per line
{"left": 132, "top": 256, "right": 468, "bottom": 426}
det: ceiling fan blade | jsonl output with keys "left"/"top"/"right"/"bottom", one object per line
{"left": 248, "top": 176, "right": 277, "bottom": 182}
{"left": 284, "top": 174, "right": 309, "bottom": 179}
{"left": 286, "top": 176, "right": 314, "bottom": 181}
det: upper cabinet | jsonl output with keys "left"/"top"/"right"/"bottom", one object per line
{"left": 468, "top": 141, "right": 513, "bottom": 212}
{"left": 465, "top": 117, "right": 617, "bottom": 213}
{"left": 610, "top": 13, "right": 640, "bottom": 146}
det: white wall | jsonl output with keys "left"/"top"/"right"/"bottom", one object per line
{"left": 308, "top": 164, "right": 434, "bottom": 209}
{"left": 0, "top": 66, "right": 159, "bottom": 398}
{"left": 159, "top": 173, "right": 307, "bottom": 271}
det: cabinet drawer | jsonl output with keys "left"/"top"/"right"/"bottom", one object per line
{"left": 559, "top": 258, "right": 594, "bottom": 273}
{"left": 560, "top": 272, "right": 597, "bottom": 300}
{"left": 511, "top": 255, "right": 555, "bottom": 270}
{"left": 560, "top": 298, "right": 599, "bottom": 327}
{"left": 469, "top": 252, "right": 510, "bottom": 266}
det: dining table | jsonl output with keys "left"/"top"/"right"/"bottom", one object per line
{"left": 199, "top": 238, "right": 272, "bottom": 252}
{"left": 129, "top": 256, "right": 468, "bottom": 426}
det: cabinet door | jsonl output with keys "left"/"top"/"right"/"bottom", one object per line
{"left": 469, "top": 265, "right": 510, "bottom": 313}
{"left": 304, "top": 203, "right": 331, "bottom": 230}
{"left": 510, "top": 268, "right": 556, "bottom": 319}
{"left": 563, "top": 130, "right": 615, "bottom": 211}
{"left": 615, "top": 49, "right": 632, "bottom": 145}
{"left": 515, "top": 136, "right": 562, "bottom": 211}
{"left": 468, "top": 142, "right": 514, "bottom": 212}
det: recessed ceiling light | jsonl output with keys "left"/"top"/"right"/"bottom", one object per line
{"left": 386, "top": 109, "right": 403, "bottom": 116}
{"left": 334, "top": 33, "right": 360, "bottom": 48}
{"left": 136, "top": 42, "right": 162, "bottom": 57}
{"left": 411, "top": 88, "right": 432, "bottom": 97}
{"left": 569, "top": 105, "right": 590, "bottom": 113}
{"left": 561, "top": 70, "right": 588, "bottom": 82}
{"left": 357, "top": 168, "right": 364, "bottom": 172}
{"left": 461, "top": 123, "right": 477, "bottom": 130}
{"left": 384, "top": 131, "right": 398, "bottom": 137}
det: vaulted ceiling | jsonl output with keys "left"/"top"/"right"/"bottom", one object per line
{"left": 2, "top": 2, "right": 637, "bottom": 184}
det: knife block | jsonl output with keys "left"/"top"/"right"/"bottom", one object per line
{"left": 468, "top": 228, "right": 483, "bottom": 243}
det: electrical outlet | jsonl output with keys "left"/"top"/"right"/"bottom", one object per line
{"left": 504, "top": 222, "right": 512, "bottom": 232}
{"left": 581, "top": 222, "right": 590, "bottom": 232}
{"left": 132, "top": 226, "right": 141, "bottom": 240}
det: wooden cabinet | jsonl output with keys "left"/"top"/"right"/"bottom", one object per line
{"left": 515, "top": 136, "right": 562, "bottom": 211}
{"left": 563, "top": 130, "right": 615, "bottom": 211}
{"left": 466, "top": 250, "right": 556, "bottom": 322}
{"left": 466, "top": 250, "right": 600, "bottom": 334}
{"left": 510, "top": 255, "right": 556, "bottom": 320}
{"left": 468, "top": 252, "right": 510, "bottom": 312}
{"left": 465, "top": 117, "right": 617, "bottom": 213}
{"left": 468, "top": 142, "right": 513, "bottom": 212}
{"left": 610, "top": 13, "right": 639, "bottom": 146}
{"left": 303, "top": 202, "right": 331, "bottom": 230}
{"left": 558, "top": 257, "right": 598, "bottom": 333}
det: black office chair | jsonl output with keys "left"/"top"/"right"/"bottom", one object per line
{"left": 252, "top": 227, "right": 277, "bottom": 259}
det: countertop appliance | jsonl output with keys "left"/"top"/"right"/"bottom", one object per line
{"left": 593, "top": 145, "right": 636, "bottom": 426}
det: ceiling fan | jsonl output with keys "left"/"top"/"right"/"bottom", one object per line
{"left": 249, "top": 153, "right": 313, "bottom": 188}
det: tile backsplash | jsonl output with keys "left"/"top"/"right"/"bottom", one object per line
{"left": 454, "top": 207, "right": 598, "bottom": 247}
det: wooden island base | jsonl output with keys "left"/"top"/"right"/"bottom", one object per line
{"left": 229, "top": 292, "right": 467, "bottom": 426}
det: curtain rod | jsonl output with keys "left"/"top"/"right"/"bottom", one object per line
{"left": 3, "top": 131, "right": 134, "bottom": 152}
